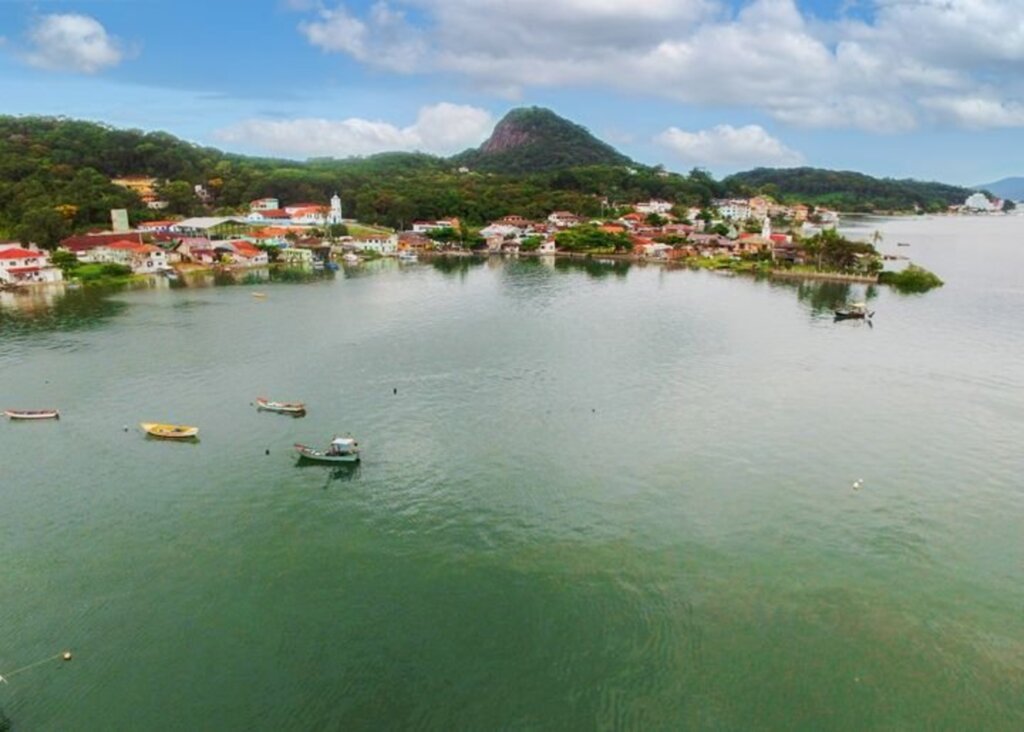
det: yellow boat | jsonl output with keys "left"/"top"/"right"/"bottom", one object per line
{"left": 140, "top": 422, "right": 199, "bottom": 440}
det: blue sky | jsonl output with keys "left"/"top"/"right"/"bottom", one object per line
{"left": 1, "top": 0, "right": 1022, "bottom": 184}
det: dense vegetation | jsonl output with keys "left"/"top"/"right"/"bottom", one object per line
{"left": 451, "top": 107, "right": 633, "bottom": 174}
{"left": 0, "top": 113, "right": 980, "bottom": 252}
{"left": 0, "top": 115, "right": 722, "bottom": 247}
{"left": 878, "top": 265, "right": 944, "bottom": 293}
{"left": 723, "top": 167, "right": 975, "bottom": 212}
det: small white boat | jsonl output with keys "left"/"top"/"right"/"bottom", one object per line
{"left": 397, "top": 251, "right": 418, "bottom": 263}
{"left": 256, "top": 397, "right": 306, "bottom": 415}
{"left": 342, "top": 253, "right": 361, "bottom": 265}
{"left": 4, "top": 409, "right": 60, "bottom": 420}
{"left": 295, "top": 437, "right": 360, "bottom": 463}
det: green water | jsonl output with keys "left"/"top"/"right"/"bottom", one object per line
{"left": 1, "top": 216, "right": 1022, "bottom": 729}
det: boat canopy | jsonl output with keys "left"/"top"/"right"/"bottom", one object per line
{"left": 331, "top": 437, "right": 356, "bottom": 448}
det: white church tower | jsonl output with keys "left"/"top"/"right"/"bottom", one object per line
{"left": 761, "top": 214, "right": 772, "bottom": 240}
{"left": 328, "top": 193, "right": 343, "bottom": 224}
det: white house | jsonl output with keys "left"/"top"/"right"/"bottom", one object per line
{"left": 354, "top": 234, "right": 398, "bottom": 255}
{"left": 548, "top": 211, "right": 584, "bottom": 228}
{"left": 480, "top": 224, "right": 524, "bottom": 239}
{"left": 0, "top": 244, "right": 63, "bottom": 285}
{"left": 713, "top": 199, "right": 751, "bottom": 220}
{"left": 411, "top": 219, "right": 458, "bottom": 234}
{"left": 92, "top": 241, "right": 167, "bottom": 274}
{"left": 288, "top": 206, "right": 328, "bottom": 225}
{"left": 634, "top": 199, "right": 674, "bottom": 215}
{"left": 250, "top": 198, "right": 280, "bottom": 212}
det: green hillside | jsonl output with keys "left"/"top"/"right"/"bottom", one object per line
{"left": 451, "top": 107, "right": 634, "bottom": 174}
{"left": 723, "top": 167, "right": 973, "bottom": 212}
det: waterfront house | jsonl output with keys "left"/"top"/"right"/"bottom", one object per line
{"left": 353, "top": 234, "right": 398, "bottom": 255}
{"left": 398, "top": 232, "right": 433, "bottom": 251}
{"left": 61, "top": 232, "right": 143, "bottom": 259}
{"left": 214, "top": 240, "right": 269, "bottom": 266}
{"left": 92, "top": 241, "right": 168, "bottom": 274}
{"left": 0, "top": 244, "right": 63, "bottom": 285}
{"left": 279, "top": 247, "right": 314, "bottom": 266}
{"left": 174, "top": 238, "right": 217, "bottom": 265}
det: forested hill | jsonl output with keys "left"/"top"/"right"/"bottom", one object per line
{"left": 0, "top": 115, "right": 718, "bottom": 246}
{"left": 0, "top": 114, "right": 980, "bottom": 248}
{"left": 723, "top": 167, "right": 974, "bottom": 212}
{"left": 451, "top": 107, "right": 634, "bottom": 174}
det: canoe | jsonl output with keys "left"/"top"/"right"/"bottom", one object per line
{"left": 5, "top": 409, "right": 60, "bottom": 420}
{"left": 140, "top": 422, "right": 199, "bottom": 439}
{"left": 294, "top": 438, "right": 360, "bottom": 464}
{"left": 256, "top": 397, "right": 306, "bottom": 415}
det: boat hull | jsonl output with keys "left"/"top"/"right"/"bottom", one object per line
{"left": 294, "top": 444, "right": 360, "bottom": 463}
{"left": 256, "top": 398, "right": 306, "bottom": 415}
{"left": 4, "top": 409, "right": 60, "bottom": 420}
{"left": 140, "top": 422, "right": 199, "bottom": 439}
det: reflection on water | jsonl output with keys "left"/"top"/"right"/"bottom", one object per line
{"left": 554, "top": 257, "right": 631, "bottom": 278}
{"left": 0, "top": 284, "right": 129, "bottom": 336}
{"left": 773, "top": 279, "right": 881, "bottom": 315}
{"left": 1, "top": 217, "right": 1024, "bottom": 729}
{"left": 429, "top": 255, "right": 487, "bottom": 279}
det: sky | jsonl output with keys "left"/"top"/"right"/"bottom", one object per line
{"left": 0, "top": 0, "right": 1022, "bottom": 185}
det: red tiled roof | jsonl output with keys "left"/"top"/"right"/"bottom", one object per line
{"left": 6, "top": 266, "right": 41, "bottom": 273}
{"left": 0, "top": 247, "right": 42, "bottom": 260}
{"left": 61, "top": 233, "right": 140, "bottom": 252}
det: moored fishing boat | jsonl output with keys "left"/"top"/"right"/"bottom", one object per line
{"left": 140, "top": 422, "right": 199, "bottom": 439}
{"left": 834, "top": 302, "right": 873, "bottom": 320}
{"left": 294, "top": 436, "right": 360, "bottom": 463}
{"left": 4, "top": 409, "right": 60, "bottom": 420}
{"left": 256, "top": 397, "right": 306, "bottom": 415}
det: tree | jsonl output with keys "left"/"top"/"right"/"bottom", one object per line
{"left": 50, "top": 249, "right": 79, "bottom": 273}
{"left": 15, "top": 207, "right": 69, "bottom": 249}
{"left": 158, "top": 180, "right": 197, "bottom": 215}
{"left": 327, "top": 223, "right": 349, "bottom": 238}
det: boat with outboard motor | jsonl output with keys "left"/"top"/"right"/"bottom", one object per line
{"left": 294, "top": 436, "right": 360, "bottom": 463}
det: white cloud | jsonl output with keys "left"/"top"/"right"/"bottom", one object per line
{"left": 923, "top": 96, "right": 1024, "bottom": 129}
{"left": 23, "top": 14, "right": 124, "bottom": 74}
{"left": 216, "top": 103, "right": 494, "bottom": 158}
{"left": 299, "top": 2, "right": 425, "bottom": 73}
{"left": 290, "top": 0, "right": 1024, "bottom": 132}
{"left": 656, "top": 124, "right": 803, "bottom": 168}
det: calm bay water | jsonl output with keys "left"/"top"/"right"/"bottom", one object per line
{"left": 1, "top": 216, "right": 1022, "bottom": 729}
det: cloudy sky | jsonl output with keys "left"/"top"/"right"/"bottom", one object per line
{"left": 1, "top": 0, "right": 1022, "bottom": 183}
